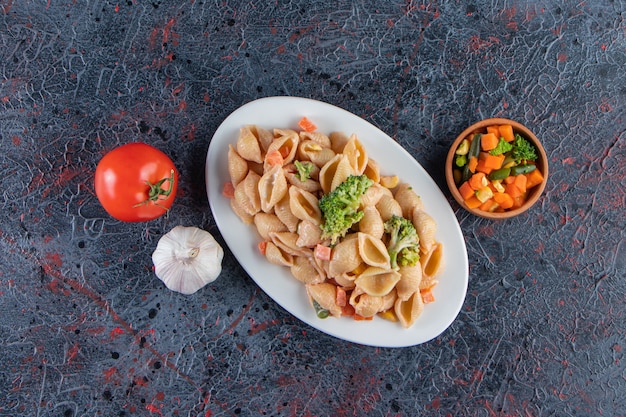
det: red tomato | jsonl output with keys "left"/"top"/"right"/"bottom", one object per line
{"left": 94, "top": 143, "right": 178, "bottom": 222}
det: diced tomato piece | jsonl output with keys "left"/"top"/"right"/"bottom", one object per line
{"left": 222, "top": 182, "right": 235, "bottom": 198}
{"left": 314, "top": 244, "right": 332, "bottom": 261}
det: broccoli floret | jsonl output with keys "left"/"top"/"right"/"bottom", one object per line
{"left": 511, "top": 134, "right": 537, "bottom": 163}
{"left": 294, "top": 160, "right": 315, "bottom": 181}
{"left": 489, "top": 138, "right": 513, "bottom": 156}
{"left": 319, "top": 175, "right": 373, "bottom": 244}
{"left": 384, "top": 215, "right": 420, "bottom": 270}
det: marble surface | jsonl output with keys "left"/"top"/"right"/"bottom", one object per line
{"left": 1, "top": 1, "right": 624, "bottom": 416}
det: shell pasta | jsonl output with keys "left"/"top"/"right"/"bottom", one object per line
{"left": 224, "top": 122, "right": 444, "bottom": 328}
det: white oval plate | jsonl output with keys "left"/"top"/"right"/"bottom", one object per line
{"left": 206, "top": 97, "right": 468, "bottom": 348}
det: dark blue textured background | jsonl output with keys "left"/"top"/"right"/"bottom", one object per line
{"left": 1, "top": 1, "right": 624, "bottom": 416}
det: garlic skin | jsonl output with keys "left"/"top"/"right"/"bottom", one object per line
{"left": 152, "top": 226, "right": 224, "bottom": 295}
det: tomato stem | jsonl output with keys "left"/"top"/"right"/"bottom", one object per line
{"left": 134, "top": 169, "right": 175, "bottom": 209}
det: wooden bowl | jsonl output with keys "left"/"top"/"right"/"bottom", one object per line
{"left": 445, "top": 118, "right": 548, "bottom": 219}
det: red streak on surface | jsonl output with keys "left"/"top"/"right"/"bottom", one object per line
{"left": 213, "top": 291, "right": 257, "bottom": 339}
{"left": 67, "top": 343, "right": 80, "bottom": 363}
{"left": 103, "top": 366, "right": 118, "bottom": 382}
{"left": 110, "top": 326, "right": 125, "bottom": 339}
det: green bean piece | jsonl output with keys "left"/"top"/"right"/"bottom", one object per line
{"left": 312, "top": 300, "right": 329, "bottom": 319}
{"left": 510, "top": 164, "right": 537, "bottom": 175}
{"left": 489, "top": 167, "right": 511, "bottom": 180}
{"left": 461, "top": 133, "right": 482, "bottom": 183}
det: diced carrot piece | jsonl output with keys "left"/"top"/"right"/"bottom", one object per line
{"left": 487, "top": 125, "right": 500, "bottom": 137}
{"left": 504, "top": 175, "right": 516, "bottom": 184}
{"left": 335, "top": 286, "right": 347, "bottom": 307}
{"left": 314, "top": 244, "right": 332, "bottom": 261}
{"left": 525, "top": 169, "right": 544, "bottom": 189}
{"left": 475, "top": 158, "right": 493, "bottom": 175}
{"left": 298, "top": 116, "right": 317, "bottom": 132}
{"left": 421, "top": 288, "right": 436, "bottom": 304}
{"left": 483, "top": 153, "right": 505, "bottom": 170}
{"left": 499, "top": 124, "right": 515, "bottom": 142}
{"left": 513, "top": 173, "right": 528, "bottom": 193}
{"left": 458, "top": 181, "right": 475, "bottom": 200}
{"left": 222, "top": 181, "right": 235, "bottom": 198}
{"left": 341, "top": 303, "right": 355, "bottom": 317}
{"left": 493, "top": 192, "right": 514, "bottom": 209}
{"left": 354, "top": 314, "right": 374, "bottom": 321}
{"left": 512, "top": 195, "right": 526, "bottom": 209}
{"left": 265, "top": 150, "right": 284, "bottom": 166}
{"left": 464, "top": 195, "right": 482, "bottom": 209}
{"left": 479, "top": 198, "right": 497, "bottom": 212}
{"left": 468, "top": 172, "right": 488, "bottom": 190}
{"left": 278, "top": 145, "right": 291, "bottom": 158}
{"left": 257, "top": 241, "right": 268, "bottom": 255}
{"left": 480, "top": 132, "right": 499, "bottom": 151}
{"left": 506, "top": 183, "right": 522, "bottom": 199}
{"left": 468, "top": 156, "right": 478, "bottom": 173}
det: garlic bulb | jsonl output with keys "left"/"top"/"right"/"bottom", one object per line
{"left": 152, "top": 226, "right": 224, "bottom": 295}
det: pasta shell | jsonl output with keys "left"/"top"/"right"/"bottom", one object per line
{"left": 254, "top": 212, "right": 288, "bottom": 241}
{"left": 274, "top": 194, "right": 300, "bottom": 233}
{"left": 299, "top": 131, "right": 332, "bottom": 148}
{"left": 230, "top": 197, "right": 254, "bottom": 224}
{"left": 258, "top": 164, "right": 288, "bottom": 213}
{"left": 412, "top": 208, "right": 437, "bottom": 253}
{"left": 357, "top": 232, "right": 390, "bottom": 269}
{"left": 234, "top": 170, "right": 261, "bottom": 216}
{"left": 357, "top": 206, "right": 385, "bottom": 239}
{"left": 306, "top": 282, "right": 342, "bottom": 317}
{"left": 237, "top": 126, "right": 264, "bottom": 163}
{"left": 334, "top": 273, "right": 357, "bottom": 289}
{"left": 380, "top": 289, "right": 397, "bottom": 312}
{"left": 394, "top": 290, "right": 424, "bottom": 328}
{"left": 328, "top": 234, "right": 361, "bottom": 277}
{"left": 296, "top": 220, "right": 323, "bottom": 248}
{"left": 251, "top": 125, "right": 274, "bottom": 153}
{"left": 291, "top": 255, "right": 325, "bottom": 285}
{"left": 420, "top": 242, "right": 444, "bottom": 288}
{"left": 360, "top": 183, "right": 391, "bottom": 207}
{"left": 354, "top": 266, "right": 401, "bottom": 297}
{"left": 375, "top": 194, "right": 403, "bottom": 222}
{"left": 396, "top": 264, "right": 422, "bottom": 301}
{"left": 288, "top": 186, "right": 322, "bottom": 225}
{"left": 227, "top": 145, "right": 249, "bottom": 186}
{"left": 329, "top": 131, "right": 351, "bottom": 153}
{"left": 266, "top": 133, "right": 299, "bottom": 168}
{"left": 284, "top": 164, "right": 321, "bottom": 193}
{"left": 319, "top": 154, "right": 355, "bottom": 194}
{"left": 269, "top": 232, "right": 309, "bottom": 257}
{"left": 394, "top": 182, "right": 424, "bottom": 218}
{"left": 349, "top": 288, "right": 384, "bottom": 318}
{"left": 343, "top": 134, "right": 368, "bottom": 175}
{"left": 264, "top": 241, "right": 294, "bottom": 267}
{"left": 273, "top": 128, "right": 299, "bottom": 140}
{"left": 363, "top": 158, "right": 381, "bottom": 184}
{"left": 297, "top": 140, "right": 336, "bottom": 167}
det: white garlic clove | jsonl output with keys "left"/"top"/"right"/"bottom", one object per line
{"left": 152, "top": 226, "right": 224, "bottom": 295}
